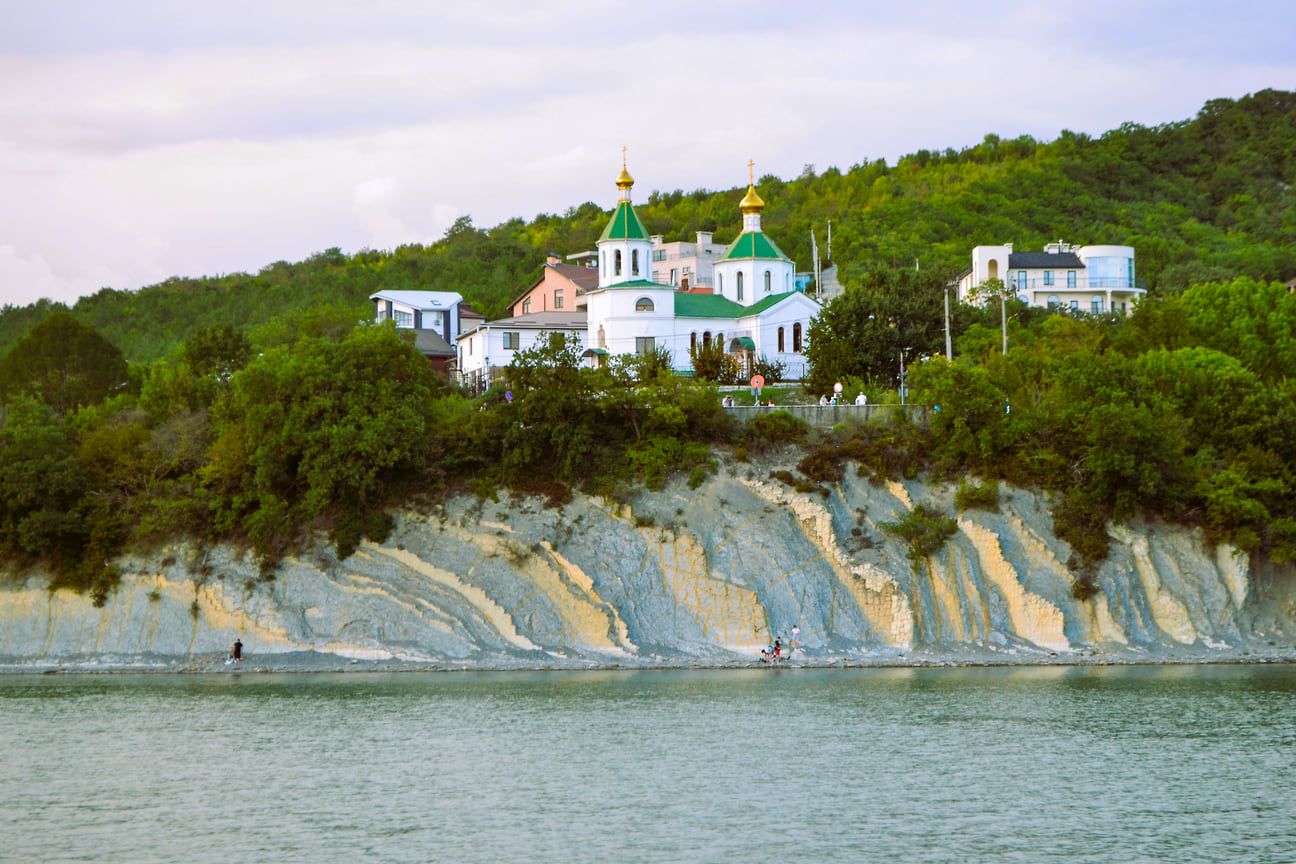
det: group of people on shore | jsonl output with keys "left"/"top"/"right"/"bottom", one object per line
{"left": 760, "top": 624, "right": 802, "bottom": 664}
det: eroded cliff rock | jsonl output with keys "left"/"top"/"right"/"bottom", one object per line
{"left": 2, "top": 461, "right": 1294, "bottom": 670}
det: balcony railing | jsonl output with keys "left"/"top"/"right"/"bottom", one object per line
{"left": 1009, "top": 275, "right": 1144, "bottom": 293}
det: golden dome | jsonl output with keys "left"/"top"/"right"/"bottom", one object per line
{"left": 616, "top": 165, "right": 635, "bottom": 189}
{"left": 739, "top": 183, "right": 765, "bottom": 214}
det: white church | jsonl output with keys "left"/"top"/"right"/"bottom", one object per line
{"left": 584, "top": 161, "right": 821, "bottom": 379}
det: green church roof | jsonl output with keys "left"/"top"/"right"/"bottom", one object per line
{"left": 673, "top": 291, "right": 801, "bottom": 319}
{"left": 722, "top": 230, "right": 790, "bottom": 261}
{"left": 599, "top": 201, "right": 650, "bottom": 241}
{"left": 585, "top": 279, "right": 673, "bottom": 293}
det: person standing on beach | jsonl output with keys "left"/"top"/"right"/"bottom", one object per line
{"left": 791, "top": 624, "right": 801, "bottom": 652}
{"left": 232, "top": 639, "right": 243, "bottom": 664}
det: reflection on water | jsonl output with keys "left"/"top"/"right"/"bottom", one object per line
{"left": 2, "top": 665, "right": 1294, "bottom": 863}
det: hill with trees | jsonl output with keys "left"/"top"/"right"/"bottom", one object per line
{"left": 2, "top": 89, "right": 1293, "bottom": 363}
{"left": 1, "top": 90, "right": 1295, "bottom": 603}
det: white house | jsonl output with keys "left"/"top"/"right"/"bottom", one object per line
{"left": 583, "top": 161, "right": 820, "bottom": 378}
{"left": 370, "top": 288, "right": 484, "bottom": 371}
{"left": 456, "top": 310, "right": 588, "bottom": 392}
{"left": 957, "top": 241, "right": 1144, "bottom": 314}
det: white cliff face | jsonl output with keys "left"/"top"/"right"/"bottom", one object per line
{"left": 1, "top": 464, "right": 1293, "bottom": 668}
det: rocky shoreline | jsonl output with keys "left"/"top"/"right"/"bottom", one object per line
{"left": 3, "top": 470, "right": 1294, "bottom": 673}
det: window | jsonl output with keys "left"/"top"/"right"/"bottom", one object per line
{"left": 670, "top": 268, "right": 678, "bottom": 285}
{"left": 635, "top": 296, "right": 654, "bottom": 312}
{"left": 793, "top": 323, "right": 802, "bottom": 353}
{"left": 522, "top": 298, "right": 532, "bottom": 314}
{"left": 635, "top": 337, "right": 655, "bottom": 355}
{"left": 1016, "top": 271, "right": 1027, "bottom": 292}
{"left": 632, "top": 249, "right": 640, "bottom": 276}
{"left": 715, "top": 332, "right": 723, "bottom": 347}
{"left": 764, "top": 270, "right": 771, "bottom": 292}
{"left": 1047, "top": 295, "right": 1060, "bottom": 308}
{"left": 718, "top": 273, "right": 724, "bottom": 295}
{"left": 690, "top": 332, "right": 697, "bottom": 349}
{"left": 503, "top": 332, "right": 520, "bottom": 350}
{"left": 777, "top": 326, "right": 785, "bottom": 352}
{"left": 1043, "top": 270, "right": 1054, "bottom": 286}
{"left": 554, "top": 289, "right": 563, "bottom": 309}
{"left": 393, "top": 309, "right": 413, "bottom": 328}
{"left": 1067, "top": 271, "right": 1076, "bottom": 289}
{"left": 1086, "top": 256, "right": 1133, "bottom": 289}
{"left": 1091, "top": 295, "right": 1104, "bottom": 314}
{"left": 702, "top": 331, "right": 711, "bottom": 347}
{"left": 737, "top": 272, "right": 744, "bottom": 300}
{"left": 598, "top": 325, "right": 606, "bottom": 349}
{"left": 1070, "top": 300, "right": 1078, "bottom": 311}
{"left": 615, "top": 250, "right": 622, "bottom": 276}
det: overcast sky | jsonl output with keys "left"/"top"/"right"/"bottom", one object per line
{"left": 2, "top": 0, "right": 1293, "bottom": 308}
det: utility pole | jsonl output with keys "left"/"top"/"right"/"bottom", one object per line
{"left": 810, "top": 228, "right": 820, "bottom": 300}
{"left": 899, "top": 348, "right": 908, "bottom": 406}
{"left": 1001, "top": 288, "right": 1008, "bottom": 356}
{"left": 944, "top": 286, "right": 953, "bottom": 361}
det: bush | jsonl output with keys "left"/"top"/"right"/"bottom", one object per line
{"left": 879, "top": 504, "right": 958, "bottom": 570}
{"left": 747, "top": 409, "right": 808, "bottom": 447}
{"left": 955, "top": 478, "right": 1000, "bottom": 513}
{"left": 689, "top": 340, "right": 742, "bottom": 383}
{"left": 751, "top": 355, "right": 786, "bottom": 384}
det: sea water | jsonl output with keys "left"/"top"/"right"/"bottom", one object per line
{"left": 2, "top": 665, "right": 1294, "bottom": 863}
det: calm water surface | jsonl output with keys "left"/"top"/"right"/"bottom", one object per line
{"left": 2, "top": 665, "right": 1294, "bottom": 863}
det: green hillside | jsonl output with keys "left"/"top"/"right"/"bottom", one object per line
{"left": 2, "top": 89, "right": 1293, "bottom": 363}
{"left": 2, "top": 90, "right": 1296, "bottom": 603}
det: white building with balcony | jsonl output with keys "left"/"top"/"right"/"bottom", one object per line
{"left": 957, "top": 242, "right": 1143, "bottom": 314}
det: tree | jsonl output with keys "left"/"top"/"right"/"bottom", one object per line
{"left": 204, "top": 322, "right": 444, "bottom": 561}
{"left": 804, "top": 267, "right": 961, "bottom": 395}
{"left": 184, "top": 323, "right": 252, "bottom": 382}
{"left": 0, "top": 313, "right": 128, "bottom": 415}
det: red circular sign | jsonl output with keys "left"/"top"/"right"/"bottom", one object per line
{"left": 750, "top": 375, "right": 765, "bottom": 389}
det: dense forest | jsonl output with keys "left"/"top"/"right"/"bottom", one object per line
{"left": 1, "top": 90, "right": 1294, "bottom": 603}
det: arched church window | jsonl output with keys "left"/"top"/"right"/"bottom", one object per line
{"left": 703, "top": 331, "right": 711, "bottom": 347}
{"left": 615, "top": 250, "right": 622, "bottom": 276}
{"left": 736, "top": 272, "right": 744, "bottom": 299}
{"left": 598, "top": 325, "right": 606, "bottom": 349}
{"left": 777, "top": 327, "right": 785, "bottom": 352}
{"left": 632, "top": 249, "right": 640, "bottom": 276}
{"left": 690, "top": 332, "right": 697, "bottom": 349}
{"left": 764, "top": 270, "right": 771, "bottom": 292}
{"left": 635, "top": 297, "right": 655, "bottom": 312}
{"left": 718, "top": 273, "right": 724, "bottom": 295}
{"left": 793, "top": 323, "right": 802, "bottom": 353}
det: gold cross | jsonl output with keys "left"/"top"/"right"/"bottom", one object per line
{"left": 748, "top": 159, "right": 755, "bottom": 184}
{"left": 622, "top": 146, "right": 628, "bottom": 168}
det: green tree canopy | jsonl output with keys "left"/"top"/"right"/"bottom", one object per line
{"left": 0, "top": 313, "right": 128, "bottom": 415}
